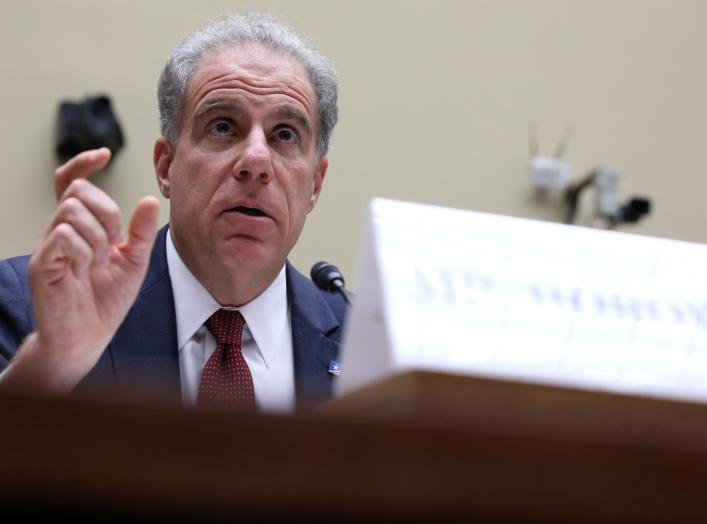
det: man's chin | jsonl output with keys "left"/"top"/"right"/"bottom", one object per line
{"left": 217, "top": 238, "right": 282, "bottom": 272}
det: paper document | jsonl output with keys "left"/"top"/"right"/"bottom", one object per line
{"left": 337, "top": 198, "right": 707, "bottom": 402}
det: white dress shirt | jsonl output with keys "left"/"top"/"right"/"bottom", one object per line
{"left": 165, "top": 233, "right": 295, "bottom": 414}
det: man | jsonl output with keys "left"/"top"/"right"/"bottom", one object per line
{"left": 0, "top": 12, "right": 347, "bottom": 413}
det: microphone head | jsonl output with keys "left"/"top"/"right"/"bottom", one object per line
{"left": 311, "top": 261, "right": 345, "bottom": 292}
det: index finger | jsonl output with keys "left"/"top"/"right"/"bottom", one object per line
{"left": 54, "top": 148, "right": 112, "bottom": 200}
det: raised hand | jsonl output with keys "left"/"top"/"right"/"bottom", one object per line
{"left": 0, "top": 149, "right": 160, "bottom": 394}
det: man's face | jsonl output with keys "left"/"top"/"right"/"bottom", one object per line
{"left": 154, "top": 44, "right": 327, "bottom": 288}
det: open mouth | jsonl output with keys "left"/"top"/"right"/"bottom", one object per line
{"left": 228, "top": 206, "right": 270, "bottom": 219}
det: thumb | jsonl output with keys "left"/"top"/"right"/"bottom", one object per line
{"left": 120, "top": 196, "right": 161, "bottom": 266}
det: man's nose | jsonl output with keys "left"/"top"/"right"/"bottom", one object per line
{"left": 233, "top": 129, "right": 272, "bottom": 183}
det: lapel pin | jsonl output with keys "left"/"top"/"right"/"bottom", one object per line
{"left": 328, "top": 360, "right": 341, "bottom": 376}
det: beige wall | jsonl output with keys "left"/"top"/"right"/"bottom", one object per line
{"left": 2, "top": 0, "right": 706, "bottom": 288}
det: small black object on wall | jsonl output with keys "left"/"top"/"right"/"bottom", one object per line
{"left": 56, "top": 95, "right": 125, "bottom": 162}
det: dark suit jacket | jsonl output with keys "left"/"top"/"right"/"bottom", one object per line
{"left": 0, "top": 227, "right": 347, "bottom": 410}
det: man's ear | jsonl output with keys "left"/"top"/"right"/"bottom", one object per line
{"left": 308, "top": 157, "right": 328, "bottom": 212}
{"left": 153, "top": 138, "right": 174, "bottom": 198}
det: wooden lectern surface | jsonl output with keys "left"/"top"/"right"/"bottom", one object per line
{"left": 2, "top": 372, "right": 707, "bottom": 523}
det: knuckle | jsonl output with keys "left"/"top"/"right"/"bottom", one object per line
{"left": 66, "top": 177, "right": 87, "bottom": 194}
{"left": 53, "top": 222, "right": 74, "bottom": 240}
{"left": 58, "top": 196, "right": 83, "bottom": 217}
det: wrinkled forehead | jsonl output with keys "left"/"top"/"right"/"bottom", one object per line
{"left": 182, "top": 42, "right": 317, "bottom": 121}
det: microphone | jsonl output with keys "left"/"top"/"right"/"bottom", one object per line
{"left": 310, "top": 261, "right": 351, "bottom": 304}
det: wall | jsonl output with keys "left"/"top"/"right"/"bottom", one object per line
{"left": 1, "top": 0, "right": 705, "bottom": 288}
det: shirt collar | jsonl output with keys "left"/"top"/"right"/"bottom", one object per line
{"left": 165, "top": 232, "right": 289, "bottom": 370}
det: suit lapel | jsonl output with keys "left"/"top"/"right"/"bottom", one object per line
{"left": 109, "top": 226, "right": 181, "bottom": 405}
{"left": 287, "top": 263, "right": 342, "bottom": 411}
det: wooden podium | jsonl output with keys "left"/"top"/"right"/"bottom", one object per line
{"left": 3, "top": 372, "right": 707, "bottom": 522}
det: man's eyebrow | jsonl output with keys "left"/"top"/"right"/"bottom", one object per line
{"left": 275, "top": 106, "right": 311, "bottom": 134}
{"left": 193, "top": 100, "right": 242, "bottom": 122}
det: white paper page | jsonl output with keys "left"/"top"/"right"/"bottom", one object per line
{"left": 336, "top": 218, "right": 395, "bottom": 396}
{"left": 338, "top": 198, "right": 707, "bottom": 403}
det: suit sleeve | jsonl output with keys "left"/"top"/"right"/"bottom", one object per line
{"left": 0, "top": 256, "right": 34, "bottom": 370}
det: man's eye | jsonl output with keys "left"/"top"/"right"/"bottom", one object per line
{"left": 210, "top": 120, "right": 234, "bottom": 136}
{"left": 273, "top": 127, "right": 297, "bottom": 144}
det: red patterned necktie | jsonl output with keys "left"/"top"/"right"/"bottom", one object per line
{"left": 197, "top": 309, "right": 256, "bottom": 411}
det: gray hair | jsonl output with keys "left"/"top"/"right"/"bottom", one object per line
{"left": 157, "top": 12, "right": 338, "bottom": 157}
